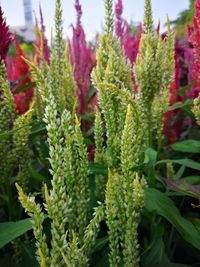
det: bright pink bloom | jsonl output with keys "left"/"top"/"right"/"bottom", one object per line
{"left": 70, "top": 0, "right": 96, "bottom": 115}
{"left": 115, "top": 0, "right": 124, "bottom": 39}
{"left": 114, "top": 0, "right": 141, "bottom": 65}
{"left": 0, "top": 7, "right": 12, "bottom": 61}
{"left": 123, "top": 22, "right": 142, "bottom": 65}
{"left": 187, "top": 0, "right": 200, "bottom": 98}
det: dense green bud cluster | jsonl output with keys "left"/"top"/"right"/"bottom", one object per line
{"left": 94, "top": 109, "right": 107, "bottom": 201}
{"left": 16, "top": 2, "right": 104, "bottom": 265}
{"left": 92, "top": 35, "right": 134, "bottom": 167}
{"left": 43, "top": 93, "right": 69, "bottom": 266}
{"left": 0, "top": 63, "right": 33, "bottom": 190}
{"left": 93, "top": 0, "right": 147, "bottom": 265}
{"left": 12, "top": 106, "right": 34, "bottom": 188}
{"left": 15, "top": 0, "right": 176, "bottom": 266}
{"left": 121, "top": 105, "right": 142, "bottom": 176}
{"left": 106, "top": 170, "right": 144, "bottom": 267}
{"left": 25, "top": 2, "right": 76, "bottom": 119}
{"left": 104, "top": 0, "right": 114, "bottom": 35}
{"left": 0, "top": 64, "right": 16, "bottom": 122}
{"left": 0, "top": 63, "right": 17, "bottom": 181}
{"left": 193, "top": 93, "right": 200, "bottom": 125}
{"left": 16, "top": 184, "right": 50, "bottom": 267}
{"left": 93, "top": 0, "right": 175, "bottom": 264}
{"left": 17, "top": 91, "right": 103, "bottom": 266}
{"left": 143, "top": 0, "right": 153, "bottom": 33}
{"left": 134, "top": 1, "right": 174, "bottom": 148}
{"left": 81, "top": 204, "right": 105, "bottom": 258}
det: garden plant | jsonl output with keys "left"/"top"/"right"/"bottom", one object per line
{"left": 0, "top": 0, "right": 200, "bottom": 266}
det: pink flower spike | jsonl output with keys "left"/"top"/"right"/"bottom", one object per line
{"left": 115, "top": 0, "right": 124, "bottom": 39}
{"left": 70, "top": 0, "right": 96, "bottom": 116}
{"left": 0, "top": 7, "right": 12, "bottom": 62}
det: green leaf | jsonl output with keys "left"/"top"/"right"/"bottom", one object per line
{"left": 144, "top": 148, "right": 157, "bottom": 167}
{"left": 87, "top": 85, "right": 96, "bottom": 102}
{"left": 157, "top": 263, "right": 190, "bottom": 267}
{"left": 89, "top": 163, "right": 108, "bottom": 176}
{"left": 0, "top": 252, "right": 15, "bottom": 267}
{"left": 167, "top": 99, "right": 193, "bottom": 112}
{"left": 141, "top": 237, "right": 169, "bottom": 267}
{"left": 91, "top": 246, "right": 109, "bottom": 267}
{"left": 165, "top": 178, "right": 200, "bottom": 198}
{"left": 156, "top": 158, "right": 200, "bottom": 171}
{"left": 190, "top": 218, "right": 200, "bottom": 233}
{"left": 182, "top": 176, "right": 200, "bottom": 185}
{"left": 0, "top": 126, "right": 24, "bottom": 140}
{"left": 0, "top": 219, "right": 32, "bottom": 248}
{"left": 174, "top": 165, "right": 185, "bottom": 179}
{"left": 176, "top": 83, "right": 194, "bottom": 96}
{"left": 20, "top": 241, "right": 39, "bottom": 267}
{"left": 13, "top": 82, "right": 36, "bottom": 94}
{"left": 28, "top": 164, "right": 48, "bottom": 183}
{"left": 30, "top": 124, "right": 46, "bottom": 137}
{"left": 144, "top": 188, "right": 200, "bottom": 250}
{"left": 171, "top": 139, "right": 200, "bottom": 153}
{"left": 80, "top": 113, "right": 95, "bottom": 121}
{"left": 141, "top": 223, "right": 164, "bottom": 257}
{"left": 92, "top": 236, "right": 109, "bottom": 253}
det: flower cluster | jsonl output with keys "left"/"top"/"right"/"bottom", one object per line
{"left": 134, "top": 8, "right": 174, "bottom": 149}
{"left": 188, "top": 0, "right": 200, "bottom": 98}
{"left": 6, "top": 37, "right": 34, "bottom": 114}
{"left": 24, "top": 1, "right": 76, "bottom": 119}
{"left": 92, "top": 0, "right": 148, "bottom": 265}
{"left": 114, "top": 0, "right": 141, "bottom": 65}
{"left": 0, "top": 7, "right": 12, "bottom": 62}
{"left": 70, "top": 0, "right": 96, "bottom": 115}
{"left": 188, "top": 0, "right": 200, "bottom": 125}
{"left": 193, "top": 93, "right": 200, "bottom": 125}
{"left": 17, "top": 1, "right": 104, "bottom": 266}
{"left": 0, "top": 61, "right": 33, "bottom": 190}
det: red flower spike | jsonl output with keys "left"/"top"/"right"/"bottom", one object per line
{"left": 115, "top": 0, "right": 124, "bottom": 39}
{"left": 0, "top": 7, "right": 12, "bottom": 62}
{"left": 6, "top": 36, "right": 33, "bottom": 114}
{"left": 187, "top": 0, "right": 200, "bottom": 98}
{"left": 114, "top": 0, "right": 141, "bottom": 65}
{"left": 70, "top": 0, "right": 96, "bottom": 116}
{"left": 163, "top": 53, "right": 180, "bottom": 144}
{"left": 114, "top": 0, "right": 141, "bottom": 90}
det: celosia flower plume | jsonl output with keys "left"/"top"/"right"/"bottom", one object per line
{"left": 0, "top": 7, "right": 12, "bottom": 61}
{"left": 70, "top": 0, "right": 96, "bottom": 115}
{"left": 163, "top": 53, "right": 180, "bottom": 144}
{"left": 115, "top": 0, "right": 124, "bottom": 39}
{"left": 6, "top": 36, "right": 33, "bottom": 114}
{"left": 114, "top": 0, "right": 141, "bottom": 65}
{"left": 187, "top": 0, "right": 200, "bottom": 98}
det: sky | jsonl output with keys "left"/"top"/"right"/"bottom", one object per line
{"left": 1, "top": 0, "right": 190, "bottom": 41}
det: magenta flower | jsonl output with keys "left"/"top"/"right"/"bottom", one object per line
{"left": 70, "top": 0, "right": 96, "bottom": 115}
{"left": 0, "top": 7, "right": 12, "bottom": 62}
{"left": 114, "top": 0, "right": 141, "bottom": 65}
{"left": 187, "top": 0, "right": 200, "bottom": 98}
{"left": 115, "top": 0, "right": 124, "bottom": 39}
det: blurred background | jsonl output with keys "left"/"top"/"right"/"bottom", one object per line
{"left": 1, "top": 0, "right": 190, "bottom": 42}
